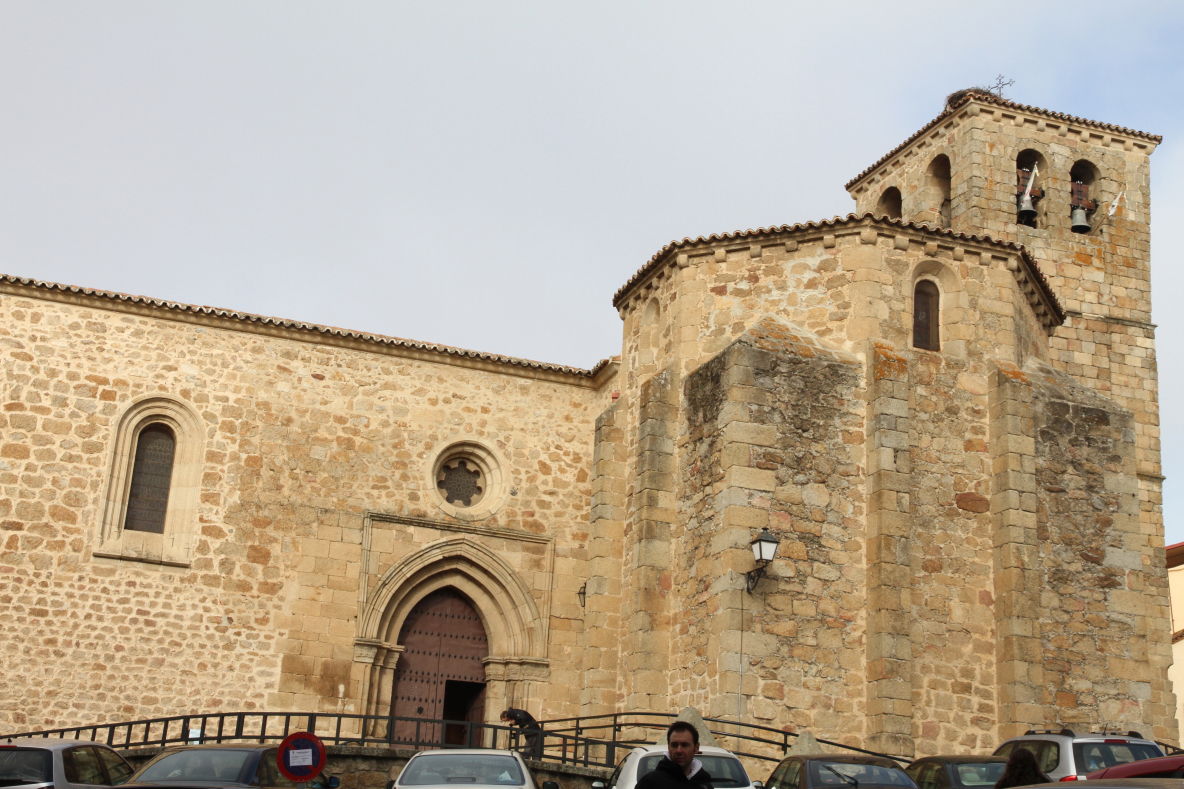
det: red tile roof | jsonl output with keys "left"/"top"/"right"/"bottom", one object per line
{"left": 846, "top": 89, "right": 1162, "bottom": 191}
{"left": 612, "top": 213, "right": 1065, "bottom": 328}
{"left": 0, "top": 274, "right": 611, "bottom": 381}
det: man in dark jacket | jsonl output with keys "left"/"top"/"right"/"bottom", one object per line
{"left": 636, "top": 721, "right": 714, "bottom": 789}
{"left": 500, "top": 708, "right": 542, "bottom": 759}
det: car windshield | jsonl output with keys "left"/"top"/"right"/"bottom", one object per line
{"left": 637, "top": 754, "right": 751, "bottom": 788}
{"left": 1072, "top": 742, "right": 1163, "bottom": 774}
{"left": 810, "top": 761, "right": 913, "bottom": 787}
{"left": 953, "top": 764, "right": 1004, "bottom": 787}
{"left": 400, "top": 755, "right": 524, "bottom": 786}
{"left": 136, "top": 750, "right": 253, "bottom": 783}
{"left": 0, "top": 749, "right": 53, "bottom": 787}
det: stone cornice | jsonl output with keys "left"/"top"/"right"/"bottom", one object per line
{"left": 613, "top": 214, "right": 1064, "bottom": 331}
{"left": 846, "top": 89, "right": 1161, "bottom": 193}
{"left": 1, "top": 274, "right": 617, "bottom": 389}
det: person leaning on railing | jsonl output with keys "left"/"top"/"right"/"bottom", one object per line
{"left": 500, "top": 708, "right": 542, "bottom": 759}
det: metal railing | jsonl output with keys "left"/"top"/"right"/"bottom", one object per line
{"left": 542, "top": 712, "right": 907, "bottom": 765}
{"left": 1, "top": 710, "right": 900, "bottom": 768}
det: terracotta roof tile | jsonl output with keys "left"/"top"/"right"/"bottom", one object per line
{"left": 0, "top": 274, "right": 609, "bottom": 380}
{"left": 845, "top": 89, "right": 1162, "bottom": 191}
{"left": 613, "top": 213, "right": 1064, "bottom": 327}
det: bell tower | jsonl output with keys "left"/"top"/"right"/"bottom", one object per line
{"left": 846, "top": 87, "right": 1162, "bottom": 509}
{"left": 846, "top": 92, "right": 1170, "bottom": 742}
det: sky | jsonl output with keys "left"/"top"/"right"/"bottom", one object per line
{"left": 2, "top": 2, "right": 1183, "bottom": 542}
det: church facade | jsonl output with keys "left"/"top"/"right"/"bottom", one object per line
{"left": 0, "top": 90, "right": 1173, "bottom": 755}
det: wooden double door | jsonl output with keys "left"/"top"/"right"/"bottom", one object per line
{"left": 391, "top": 588, "right": 488, "bottom": 745}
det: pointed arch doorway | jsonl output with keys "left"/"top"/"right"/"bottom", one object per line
{"left": 391, "top": 587, "right": 489, "bottom": 745}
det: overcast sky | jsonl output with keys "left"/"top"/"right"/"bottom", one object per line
{"left": 3, "top": 2, "right": 1183, "bottom": 543}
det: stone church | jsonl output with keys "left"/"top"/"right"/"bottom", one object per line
{"left": 1, "top": 90, "right": 1174, "bottom": 755}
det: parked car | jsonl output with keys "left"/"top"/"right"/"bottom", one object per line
{"left": 390, "top": 750, "right": 555, "bottom": 789}
{"left": 123, "top": 744, "right": 339, "bottom": 789}
{"left": 1086, "top": 753, "right": 1184, "bottom": 779}
{"left": 905, "top": 756, "right": 1007, "bottom": 789}
{"left": 0, "top": 738, "right": 135, "bottom": 789}
{"left": 1024, "top": 781, "right": 1184, "bottom": 789}
{"left": 593, "top": 744, "right": 758, "bottom": 789}
{"left": 765, "top": 755, "right": 915, "bottom": 789}
{"left": 993, "top": 729, "right": 1164, "bottom": 781}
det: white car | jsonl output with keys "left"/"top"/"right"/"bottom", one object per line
{"left": 595, "top": 745, "right": 760, "bottom": 789}
{"left": 390, "top": 749, "right": 557, "bottom": 789}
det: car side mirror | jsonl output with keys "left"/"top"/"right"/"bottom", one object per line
{"left": 753, "top": 782, "right": 763, "bottom": 789}
{"left": 387, "top": 781, "right": 397, "bottom": 789}
{"left": 591, "top": 782, "right": 605, "bottom": 789}
{"left": 541, "top": 782, "right": 559, "bottom": 789}
{"left": 323, "top": 778, "right": 340, "bottom": 789}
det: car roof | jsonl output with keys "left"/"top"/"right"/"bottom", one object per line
{"left": 910, "top": 756, "right": 1007, "bottom": 764}
{"left": 1006, "top": 733, "right": 1154, "bottom": 742}
{"left": 156, "top": 744, "right": 271, "bottom": 752}
{"left": 1, "top": 738, "right": 111, "bottom": 750}
{"left": 410, "top": 750, "right": 520, "bottom": 758}
{"left": 632, "top": 745, "right": 738, "bottom": 757}
{"left": 793, "top": 754, "right": 906, "bottom": 765}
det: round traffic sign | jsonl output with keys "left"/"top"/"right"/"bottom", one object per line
{"left": 276, "top": 731, "right": 328, "bottom": 782}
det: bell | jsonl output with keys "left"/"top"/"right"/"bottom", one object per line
{"left": 1017, "top": 194, "right": 1037, "bottom": 224}
{"left": 1071, "top": 206, "right": 1091, "bottom": 233}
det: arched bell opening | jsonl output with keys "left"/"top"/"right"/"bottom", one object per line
{"left": 1069, "top": 159, "right": 1101, "bottom": 234}
{"left": 877, "top": 186, "right": 903, "bottom": 219}
{"left": 925, "top": 154, "right": 952, "bottom": 228}
{"left": 1016, "top": 149, "right": 1047, "bottom": 228}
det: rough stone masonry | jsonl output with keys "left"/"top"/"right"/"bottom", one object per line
{"left": 0, "top": 89, "right": 1173, "bottom": 756}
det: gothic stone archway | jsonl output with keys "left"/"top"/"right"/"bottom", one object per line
{"left": 355, "top": 535, "right": 551, "bottom": 737}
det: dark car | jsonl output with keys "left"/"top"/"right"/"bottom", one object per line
{"left": 123, "top": 744, "right": 338, "bottom": 789}
{"left": 766, "top": 755, "right": 916, "bottom": 789}
{"left": 905, "top": 756, "right": 1007, "bottom": 789}
{"left": 1086, "top": 754, "right": 1184, "bottom": 779}
{"left": 0, "top": 738, "right": 134, "bottom": 789}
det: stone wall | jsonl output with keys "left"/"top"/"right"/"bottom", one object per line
{"left": 0, "top": 285, "right": 606, "bottom": 731}
{"left": 677, "top": 321, "right": 865, "bottom": 730}
{"left": 2, "top": 91, "right": 1174, "bottom": 758}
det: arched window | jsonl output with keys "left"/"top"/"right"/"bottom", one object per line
{"left": 96, "top": 396, "right": 203, "bottom": 566}
{"left": 123, "top": 423, "right": 176, "bottom": 533}
{"left": 1069, "top": 159, "right": 1100, "bottom": 234}
{"left": 1016, "top": 150, "right": 1047, "bottom": 228}
{"left": 913, "top": 280, "right": 940, "bottom": 351}
{"left": 926, "top": 155, "right": 952, "bottom": 228}
{"left": 877, "top": 187, "right": 903, "bottom": 219}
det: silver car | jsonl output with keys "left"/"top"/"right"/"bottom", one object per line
{"left": 0, "top": 738, "right": 134, "bottom": 789}
{"left": 390, "top": 750, "right": 556, "bottom": 789}
{"left": 994, "top": 729, "right": 1164, "bottom": 781}
{"left": 595, "top": 744, "right": 760, "bottom": 789}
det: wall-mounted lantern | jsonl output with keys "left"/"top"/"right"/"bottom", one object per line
{"left": 745, "top": 527, "right": 781, "bottom": 593}
{"left": 577, "top": 581, "right": 587, "bottom": 608}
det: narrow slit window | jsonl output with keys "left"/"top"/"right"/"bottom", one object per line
{"left": 123, "top": 423, "right": 176, "bottom": 533}
{"left": 913, "top": 280, "right": 940, "bottom": 351}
